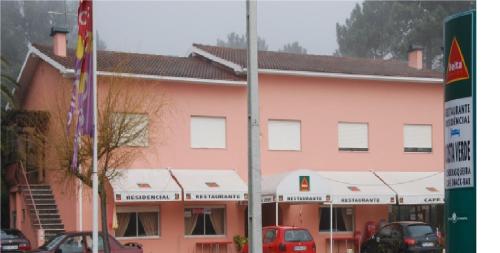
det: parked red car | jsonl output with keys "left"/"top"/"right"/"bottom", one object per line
{"left": 243, "top": 226, "right": 316, "bottom": 253}
{"left": 30, "top": 232, "right": 142, "bottom": 253}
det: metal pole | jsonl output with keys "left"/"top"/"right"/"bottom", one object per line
{"left": 91, "top": 1, "right": 99, "bottom": 253}
{"left": 275, "top": 202, "right": 278, "bottom": 226}
{"left": 330, "top": 203, "right": 333, "bottom": 253}
{"left": 246, "top": 1, "right": 262, "bottom": 253}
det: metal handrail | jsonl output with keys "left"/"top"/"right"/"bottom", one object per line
{"left": 18, "top": 161, "right": 42, "bottom": 229}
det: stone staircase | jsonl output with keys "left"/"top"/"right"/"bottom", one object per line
{"left": 21, "top": 184, "right": 65, "bottom": 241}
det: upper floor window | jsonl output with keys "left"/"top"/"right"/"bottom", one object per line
{"left": 111, "top": 113, "right": 149, "bottom": 147}
{"left": 190, "top": 116, "right": 226, "bottom": 149}
{"left": 404, "top": 124, "right": 432, "bottom": 152}
{"left": 268, "top": 120, "right": 301, "bottom": 151}
{"left": 338, "top": 122, "right": 368, "bottom": 151}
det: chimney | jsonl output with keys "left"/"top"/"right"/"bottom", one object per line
{"left": 407, "top": 44, "right": 423, "bottom": 70}
{"left": 50, "top": 27, "right": 69, "bottom": 57}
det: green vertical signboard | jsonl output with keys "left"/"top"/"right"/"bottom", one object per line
{"left": 444, "top": 10, "right": 475, "bottom": 253}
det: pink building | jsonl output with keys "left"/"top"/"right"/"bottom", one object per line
{"left": 8, "top": 31, "right": 444, "bottom": 253}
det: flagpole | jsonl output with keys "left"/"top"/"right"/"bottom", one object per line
{"left": 91, "top": 1, "right": 99, "bottom": 253}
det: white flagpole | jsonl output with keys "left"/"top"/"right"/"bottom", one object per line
{"left": 91, "top": 1, "right": 99, "bottom": 252}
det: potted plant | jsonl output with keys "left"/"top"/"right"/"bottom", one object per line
{"left": 233, "top": 235, "right": 248, "bottom": 253}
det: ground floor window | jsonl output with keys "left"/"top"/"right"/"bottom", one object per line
{"left": 184, "top": 207, "right": 225, "bottom": 236}
{"left": 389, "top": 205, "right": 444, "bottom": 230}
{"left": 116, "top": 206, "right": 160, "bottom": 238}
{"left": 319, "top": 206, "right": 354, "bottom": 232}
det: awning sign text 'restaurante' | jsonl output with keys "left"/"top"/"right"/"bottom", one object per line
{"left": 185, "top": 192, "right": 245, "bottom": 201}
{"left": 280, "top": 195, "right": 327, "bottom": 202}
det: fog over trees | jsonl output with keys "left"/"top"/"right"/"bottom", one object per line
{"left": 1, "top": 0, "right": 106, "bottom": 78}
{"left": 335, "top": 0, "right": 475, "bottom": 70}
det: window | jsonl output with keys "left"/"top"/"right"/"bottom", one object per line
{"left": 404, "top": 124, "right": 432, "bottom": 152}
{"left": 268, "top": 120, "right": 301, "bottom": 151}
{"left": 263, "top": 229, "right": 277, "bottom": 243}
{"left": 59, "top": 235, "right": 84, "bottom": 253}
{"left": 116, "top": 207, "right": 159, "bottom": 238}
{"left": 190, "top": 116, "right": 226, "bottom": 148}
{"left": 112, "top": 113, "right": 149, "bottom": 147}
{"left": 284, "top": 230, "right": 313, "bottom": 242}
{"left": 184, "top": 207, "right": 225, "bottom": 236}
{"left": 319, "top": 207, "right": 354, "bottom": 232}
{"left": 338, "top": 122, "right": 368, "bottom": 151}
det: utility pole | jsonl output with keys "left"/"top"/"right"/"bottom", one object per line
{"left": 246, "top": 1, "right": 263, "bottom": 253}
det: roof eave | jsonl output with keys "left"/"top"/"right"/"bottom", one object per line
{"left": 19, "top": 45, "right": 247, "bottom": 87}
{"left": 257, "top": 69, "right": 443, "bottom": 84}
{"left": 191, "top": 45, "right": 444, "bottom": 84}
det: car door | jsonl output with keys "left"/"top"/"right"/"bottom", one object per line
{"left": 57, "top": 235, "right": 85, "bottom": 253}
{"left": 263, "top": 229, "right": 277, "bottom": 253}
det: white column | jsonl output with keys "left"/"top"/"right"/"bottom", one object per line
{"left": 330, "top": 203, "right": 333, "bottom": 253}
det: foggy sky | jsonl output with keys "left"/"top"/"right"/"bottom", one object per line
{"left": 94, "top": 0, "right": 359, "bottom": 56}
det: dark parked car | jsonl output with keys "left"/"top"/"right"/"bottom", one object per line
{"left": 30, "top": 232, "right": 142, "bottom": 253}
{"left": 1, "top": 229, "right": 32, "bottom": 252}
{"left": 361, "top": 222, "right": 442, "bottom": 253}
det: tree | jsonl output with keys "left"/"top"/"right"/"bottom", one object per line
{"left": 216, "top": 32, "right": 269, "bottom": 51}
{"left": 336, "top": 1, "right": 475, "bottom": 70}
{"left": 1, "top": 57, "right": 19, "bottom": 110}
{"left": 280, "top": 41, "right": 307, "bottom": 54}
{"left": 53, "top": 75, "right": 167, "bottom": 253}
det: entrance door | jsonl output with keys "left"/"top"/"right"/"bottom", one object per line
{"left": 262, "top": 203, "right": 283, "bottom": 226}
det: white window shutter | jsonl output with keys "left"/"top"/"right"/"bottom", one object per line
{"left": 268, "top": 120, "right": 301, "bottom": 151}
{"left": 190, "top": 116, "right": 226, "bottom": 148}
{"left": 338, "top": 122, "right": 368, "bottom": 150}
{"left": 404, "top": 124, "right": 432, "bottom": 152}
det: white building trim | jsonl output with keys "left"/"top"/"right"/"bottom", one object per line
{"left": 191, "top": 46, "right": 244, "bottom": 74}
{"left": 257, "top": 69, "right": 443, "bottom": 84}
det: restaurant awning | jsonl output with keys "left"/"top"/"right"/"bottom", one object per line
{"left": 319, "top": 171, "right": 397, "bottom": 205}
{"left": 262, "top": 169, "right": 331, "bottom": 203}
{"left": 170, "top": 169, "right": 247, "bottom": 201}
{"left": 374, "top": 171, "right": 444, "bottom": 205}
{"left": 110, "top": 168, "right": 182, "bottom": 202}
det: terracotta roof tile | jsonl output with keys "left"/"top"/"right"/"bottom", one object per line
{"left": 32, "top": 44, "right": 244, "bottom": 81}
{"left": 193, "top": 44, "right": 442, "bottom": 79}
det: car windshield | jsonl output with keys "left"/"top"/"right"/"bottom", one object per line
{"left": 39, "top": 234, "right": 66, "bottom": 250}
{"left": 406, "top": 225, "right": 435, "bottom": 237}
{"left": 1, "top": 230, "right": 22, "bottom": 239}
{"left": 284, "top": 229, "right": 313, "bottom": 242}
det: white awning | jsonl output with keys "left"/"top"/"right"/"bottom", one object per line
{"left": 110, "top": 168, "right": 182, "bottom": 202}
{"left": 170, "top": 169, "right": 247, "bottom": 201}
{"left": 319, "top": 171, "right": 397, "bottom": 205}
{"left": 375, "top": 171, "right": 444, "bottom": 205}
{"left": 262, "top": 169, "right": 331, "bottom": 203}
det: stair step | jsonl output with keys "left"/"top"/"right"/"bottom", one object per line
{"left": 35, "top": 224, "right": 65, "bottom": 229}
{"left": 34, "top": 217, "right": 62, "bottom": 222}
{"left": 25, "top": 194, "right": 55, "bottom": 199}
{"left": 30, "top": 206, "right": 59, "bottom": 215}
{"left": 25, "top": 200, "right": 56, "bottom": 205}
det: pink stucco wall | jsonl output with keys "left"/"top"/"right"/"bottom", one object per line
{"left": 18, "top": 60, "right": 443, "bottom": 253}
